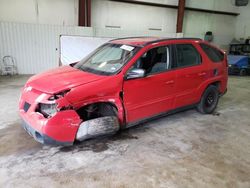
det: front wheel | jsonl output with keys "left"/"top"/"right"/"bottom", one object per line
{"left": 197, "top": 85, "right": 219, "bottom": 114}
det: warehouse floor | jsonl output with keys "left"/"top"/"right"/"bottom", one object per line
{"left": 0, "top": 75, "right": 249, "bottom": 188}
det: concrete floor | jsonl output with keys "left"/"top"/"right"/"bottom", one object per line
{"left": 0, "top": 75, "right": 249, "bottom": 188}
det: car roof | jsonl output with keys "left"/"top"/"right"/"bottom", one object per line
{"left": 110, "top": 37, "right": 202, "bottom": 47}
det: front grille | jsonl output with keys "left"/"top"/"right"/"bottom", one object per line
{"left": 23, "top": 102, "right": 31, "bottom": 112}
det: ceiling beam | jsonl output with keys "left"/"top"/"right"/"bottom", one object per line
{"left": 109, "top": 0, "right": 239, "bottom": 16}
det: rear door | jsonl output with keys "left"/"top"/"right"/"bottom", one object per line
{"left": 123, "top": 45, "right": 176, "bottom": 124}
{"left": 199, "top": 43, "right": 228, "bottom": 92}
{"left": 173, "top": 43, "right": 208, "bottom": 108}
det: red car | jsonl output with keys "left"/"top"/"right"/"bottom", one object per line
{"left": 19, "top": 37, "right": 228, "bottom": 145}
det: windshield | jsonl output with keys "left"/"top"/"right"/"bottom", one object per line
{"left": 74, "top": 43, "right": 139, "bottom": 75}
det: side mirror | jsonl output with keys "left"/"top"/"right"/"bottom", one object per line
{"left": 69, "top": 62, "right": 78, "bottom": 67}
{"left": 126, "top": 68, "right": 145, "bottom": 80}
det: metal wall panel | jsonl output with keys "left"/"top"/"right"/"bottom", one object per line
{"left": 0, "top": 22, "right": 93, "bottom": 74}
{"left": 0, "top": 22, "right": 173, "bottom": 74}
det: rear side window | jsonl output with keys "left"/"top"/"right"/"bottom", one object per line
{"left": 200, "top": 43, "right": 224, "bottom": 62}
{"left": 175, "top": 44, "right": 201, "bottom": 68}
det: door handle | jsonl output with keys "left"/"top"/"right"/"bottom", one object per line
{"left": 198, "top": 72, "right": 207, "bottom": 76}
{"left": 165, "top": 80, "right": 174, "bottom": 85}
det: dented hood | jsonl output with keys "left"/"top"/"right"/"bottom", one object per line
{"left": 27, "top": 66, "right": 104, "bottom": 94}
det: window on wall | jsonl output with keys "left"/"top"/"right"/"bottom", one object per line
{"left": 131, "top": 46, "right": 171, "bottom": 75}
{"left": 175, "top": 44, "right": 201, "bottom": 68}
{"left": 200, "top": 43, "right": 224, "bottom": 62}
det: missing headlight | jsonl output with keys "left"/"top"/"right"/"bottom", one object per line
{"left": 38, "top": 103, "right": 57, "bottom": 118}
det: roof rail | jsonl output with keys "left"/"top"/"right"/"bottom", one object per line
{"left": 109, "top": 36, "right": 157, "bottom": 42}
{"left": 142, "top": 37, "right": 202, "bottom": 46}
{"left": 109, "top": 37, "right": 203, "bottom": 46}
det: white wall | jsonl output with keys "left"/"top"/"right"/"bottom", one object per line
{"left": 186, "top": 0, "right": 238, "bottom": 12}
{"left": 0, "top": 0, "right": 249, "bottom": 74}
{"left": 183, "top": 12, "right": 236, "bottom": 48}
{"left": 0, "top": 0, "right": 78, "bottom": 26}
{"left": 60, "top": 36, "right": 112, "bottom": 65}
{"left": 0, "top": 22, "right": 175, "bottom": 74}
{"left": 92, "top": 0, "right": 177, "bottom": 35}
{"left": 0, "top": 0, "right": 242, "bottom": 46}
{"left": 185, "top": 0, "right": 238, "bottom": 48}
{"left": 133, "top": 0, "right": 238, "bottom": 12}
{"left": 92, "top": 0, "right": 239, "bottom": 47}
{"left": 0, "top": 22, "right": 93, "bottom": 74}
{"left": 235, "top": 2, "right": 250, "bottom": 39}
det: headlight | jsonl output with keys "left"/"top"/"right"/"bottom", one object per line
{"left": 38, "top": 103, "right": 57, "bottom": 118}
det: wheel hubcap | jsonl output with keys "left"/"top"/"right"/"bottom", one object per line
{"left": 205, "top": 93, "right": 215, "bottom": 107}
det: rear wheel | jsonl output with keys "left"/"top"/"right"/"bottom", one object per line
{"left": 197, "top": 85, "right": 219, "bottom": 114}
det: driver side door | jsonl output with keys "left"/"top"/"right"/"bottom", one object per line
{"left": 123, "top": 45, "right": 176, "bottom": 125}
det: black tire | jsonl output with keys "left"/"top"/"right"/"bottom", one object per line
{"left": 197, "top": 85, "right": 219, "bottom": 114}
{"left": 240, "top": 69, "right": 247, "bottom": 76}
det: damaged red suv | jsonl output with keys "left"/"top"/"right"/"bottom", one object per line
{"left": 19, "top": 37, "right": 228, "bottom": 145}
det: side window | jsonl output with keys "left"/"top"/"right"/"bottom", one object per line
{"left": 131, "top": 46, "right": 171, "bottom": 75}
{"left": 175, "top": 44, "right": 201, "bottom": 68}
{"left": 200, "top": 43, "right": 224, "bottom": 62}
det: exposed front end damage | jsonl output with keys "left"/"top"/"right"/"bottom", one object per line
{"left": 19, "top": 85, "right": 121, "bottom": 146}
{"left": 19, "top": 86, "right": 82, "bottom": 145}
{"left": 76, "top": 116, "right": 119, "bottom": 141}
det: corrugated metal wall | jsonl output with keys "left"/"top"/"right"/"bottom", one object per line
{"left": 0, "top": 22, "right": 175, "bottom": 74}
{"left": 0, "top": 22, "right": 93, "bottom": 74}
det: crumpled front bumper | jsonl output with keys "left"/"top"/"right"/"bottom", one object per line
{"left": 21, "top": 119, "right": 72, "bottom": 146}
{"left": 19, "top": 87, "right": 82, "bottom": 145}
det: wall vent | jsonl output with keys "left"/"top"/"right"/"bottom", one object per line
{"left": 235, "top": 0, "right": 249, "bottom": 6}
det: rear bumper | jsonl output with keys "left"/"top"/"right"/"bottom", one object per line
{"left": 21, "top": 118, "right": 72, "bottom": 146}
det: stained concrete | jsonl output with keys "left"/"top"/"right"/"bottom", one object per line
{"left": 0, "top": 75, "right": 249, "bottom": 188}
